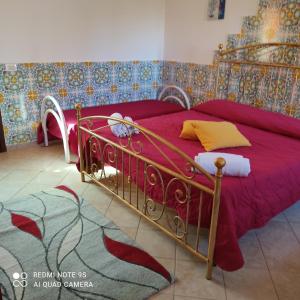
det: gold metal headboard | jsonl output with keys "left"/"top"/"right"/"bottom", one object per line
{"left": 214, "top": 42, "right": 300, "bottom": 116}
{"left": 216, "top": 42, "right": 300, "bottom": 70}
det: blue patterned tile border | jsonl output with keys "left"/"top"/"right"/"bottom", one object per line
{"left": 162, "top": 60, "right": 300, "bottom": 118}
{"left": 0, "top": 61, "right": 163, "bottom": 145}
{"left": 162, "top": 61, "right": 216, "bottom": 106}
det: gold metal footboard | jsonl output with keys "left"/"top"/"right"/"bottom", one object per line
{"left": 75, "top": 104, "right": 225, "bottom": 279}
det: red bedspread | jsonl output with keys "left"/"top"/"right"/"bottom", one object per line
{"left": 37, "top": 100, "right": 184, "bottom": 154}
{"left": 93, "top": 102, "right": 300, "bottom": 271}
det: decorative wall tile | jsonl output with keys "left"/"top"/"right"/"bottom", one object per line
{"left": 116, "top": 90, "right": 133, "bottom": 103}
{"left": 174, "top": 63, "right": 189, "bottom": 86}
{"left": 0, "top": 60, "right": 163, "bottom": 145}
{"left": 242, "top": 16, "right": 262, "bottom": 34}
{"left": 3, "top": 71, "right": 25, "bottom": 92}
{"left": 138, "top": 88, "right": 155, "bottom": 100}
{"left": 162, "top": 60, "right": 300, "bottom": 118}
{"left": 162, "top": 61, "right": 217, "bottom": 106}
{"left": 66, "top": 66, "right": 85, "bottom": 88}
{"left": 94, "top": 91, "right": 111, "bottom": 106}
{"left": 92, "top": 63, "right": 112, "bottom": 87}
{"left": 116, "top": 63, "right": 134, "bottom": 85}
{"left": 242, "top": 0, "right": 299, "bottom": 36}
{"left": 36, "top": 66, "right": 58, "bottom": 89}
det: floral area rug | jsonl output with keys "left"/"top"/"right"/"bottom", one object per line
{"left": 0, "top": 185, "right": 173, "bottom": 299}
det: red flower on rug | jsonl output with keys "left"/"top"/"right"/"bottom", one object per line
{"left": 56, "top": 185, "right": 80, "bottom": 202}
{"left": 103, "top": 232, "right": 172, "bottom": 283}
{"left": 11, "top": 212, "right": 42, "bottom": 240}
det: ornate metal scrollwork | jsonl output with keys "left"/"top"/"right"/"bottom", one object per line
{"left": 171, "top": 215, "right": 186, "bottom": 239}
{"left": 165, "top": 177, "right": 191, "bottom": 239}
{"left": 143, "top": 164, "right": 166, "bottom": 221}
{"left": 87, "top": 136, "right": 103, "bottom": 177}
{"left": 129, "top": 139, "right": 143, "bottom": 155}
{"left": 102, "top": 143, "right": 118, "bottom": 189}
{"left": 118, "top": 126, "right": 143, "bottom": 155}
{"left": 85, "top": 119, "right": 94, "bottom": 131}
{"left": 185, "top": 161, "right": 197, "bottom": 180}
{"left": 166, "top": 178, "right": 189, "bottom": 205}
{"left": 103, "top": 143, "right": 117, "bottom": 164}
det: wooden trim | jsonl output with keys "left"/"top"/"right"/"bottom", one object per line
{"left": 0, "top": 110, "right": 7, "bottom": 153}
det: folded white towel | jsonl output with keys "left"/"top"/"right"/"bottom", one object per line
{"left": 108, "top": 113, "right": 139, "bottom": 137}
{"left": 194, "top": 152, "right": 251, "bottom": 177}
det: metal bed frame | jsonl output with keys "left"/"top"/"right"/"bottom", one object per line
{"left": 76, "top": 43, "right": 300, "bottom": 279}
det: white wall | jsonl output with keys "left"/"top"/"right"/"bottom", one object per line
{"left": 0, "top": 0, "right": 165, "bottom": 63}
{"left": 164, "top": 0, "right": 259, "bottom": 64}
{"left": 0, "top": 0, "right": 259, "bottom": 64}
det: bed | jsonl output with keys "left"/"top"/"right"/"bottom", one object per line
{"left": 38, "top": 85, "right": 190, "bottom": 163}
{"left": 75, "top": 43, "right": 300, "bottom": 279}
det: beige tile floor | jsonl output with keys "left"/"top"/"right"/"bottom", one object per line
{"left": 1, "top": 142, "right": 300, "bottom": 300}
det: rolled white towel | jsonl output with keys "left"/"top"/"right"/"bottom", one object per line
{"left": 108, "top": 112, "right": 123, "bottom": 128}
{"left": 107, "top": 113, "right": 139, "bottom": 137}
{"left": 124, "top": 116, "right": 140, "bottom": 135}
{"left": 108, "top": 113, "right": 126, "bottom": 137}
{"left": 194, "top": 152, "right": 251, "bottom": 177}
{"left": 195, "top": 152, "right": 243, "bottom": 161}
{"left": 112, "top": 123, "right": 127, "bottom": 137}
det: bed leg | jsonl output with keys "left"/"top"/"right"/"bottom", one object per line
{"left": 60, "top": 124, "right": 71, "bottom": 163}
{"left": 81, "top": 172, "right": 85, "bottom": 182}
{"left": 206, "top": 158, "right": 225, "bottom": 280}
{"left": 42, "top": 122, "right": 49, "bottom": 147}
{"left": 206, "top": 261, "right": 213, "bottom": 280}
{"left": 62, "top": 137, "right": 71, "bottom": 164}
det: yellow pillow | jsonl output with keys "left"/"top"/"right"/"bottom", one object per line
{"left": 179, "top": 120, "right": 199, "bottom": 140}
{"left": 193, "top": 121, "right": 251, "bottom": 151}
